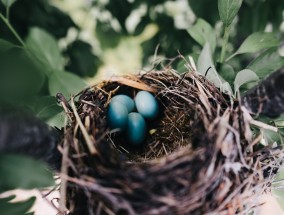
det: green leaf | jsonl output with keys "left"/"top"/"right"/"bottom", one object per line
{"left": 247, "top": 48, "right": 284, "bottom": 79}
{"left": 0, "top": 48, "right": 45, "bottom": 103}
{"left": 1, "top": 0, "right": 17, "bottom": 8}
{"left": 0, "top": 196, "right": 35, "bottom": 215}
{"left": 34, "top": 96, "right": 62, "bottom": 122}
{"left": 219, "top": 63, "right": 235, "bottom": 84}
{"left": 197, "top": 43, "right": 232, "bottom": 95}
{"left": 176, "top": 54, "right": 199, "bottom": 74}
{"left": 236, "top": 32, "right": 279, "bottom": 55}
{"left": 0, "top": 154, "right": 54, "bottom": 192}
{"left": 26, "top": 27, "right": 64, "bottom": 75}
{"left": 48, "top": 70, "right": 86, "bottom": 98}
{"left": 177, "top": 59, "right": 188, "bottom": 74}
{"left": 274, "top": 115, "right": 284, "bottom": 127}
{"left": 234, "top": 69, "right": 259, "bottom": 94}
{"left": 0, "top": 39, "right": 15, "bottom": 53}
{"left": 275, "top": 168, "right": 284, "bottom": 181}
{"left": 263, "top": 129, "right": 282, "bottom": 145}
{"left": 273, "top": 167, "right": 284, "bottom": 212}
{"left": 0, "top": 195, "right": 16, "bottom": 203}
{"left": 46, "top": 111, "right": 65, "bottom": 128}
{"left": 218, "top": 0, "right": 243, "bottom": 26}
{"left": 187, "top": 18, "right": 217, "bottom": 52}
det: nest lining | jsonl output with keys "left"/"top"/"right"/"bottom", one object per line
{"left": 60, "top": 70, "right": 284, "bottom": 215}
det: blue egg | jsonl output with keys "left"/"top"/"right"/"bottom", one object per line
{"left": 134, "top": 91, "right": 159, "bottom": 120}
{"left": 107, "top": 101, "right": 128, "bottom": 131}
{"left": 127, "top": 112, "right": 147, "bottom": 145}
{"left": 111, "top": 95, "right": 135, "bottom": 112}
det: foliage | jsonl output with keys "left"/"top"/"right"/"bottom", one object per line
{"left": 0, "top": 195, "right": 35, "bottom": 215}
{"left": 0, "top": 154, "right": 54, "bottom": 214}
{"left": 0, "top": 154, "right": 54, "bottom": 192}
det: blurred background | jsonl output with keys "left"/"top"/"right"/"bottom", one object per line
{"left": 0, "top": 0, "right": 284, "bottom": 214}
{"left": 0, "top": 0, "right": 283, "bottom": 119}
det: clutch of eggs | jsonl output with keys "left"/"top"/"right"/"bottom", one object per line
{"left": 107, "top": 91, "right": 159, "bottom": 145}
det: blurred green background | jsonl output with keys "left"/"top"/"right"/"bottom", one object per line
{"left": 1, "top": 0, "right": 283, "bottom": 105}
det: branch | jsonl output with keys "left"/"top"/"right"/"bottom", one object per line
{"left": 242, "top": 69, "right": 284, "bottom": 118}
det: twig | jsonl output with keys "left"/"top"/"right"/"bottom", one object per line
{"left": 109, "top": 76, "right": 157, "bottom": 93}
{"left": 59, "top": 116, "right": 70, "bottom": 213}
{"left": 70, "top": 97, "right": 97, "bottom": 154}
{"left": 241, "top": 106, "right": 278, "bottom": 132}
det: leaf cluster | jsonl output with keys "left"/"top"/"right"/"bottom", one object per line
{"left": 0, "top": 154, "right": 54, "bottom": 215}
{"left": 0, "top": 0, "right": 102, "bottom": 128}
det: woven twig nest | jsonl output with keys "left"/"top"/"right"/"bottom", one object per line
{"left": 60, "top": 70, "right": 284, "bottom": 215}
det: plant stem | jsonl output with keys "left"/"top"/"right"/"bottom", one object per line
{"left": 225, "top": 52, "right": 238, "bottom": 62}
{"left": 0, "top": 13, "right": 26, "bottom": 48}
{"left": 220, "top": 25, "right": 231, "bottom": 63}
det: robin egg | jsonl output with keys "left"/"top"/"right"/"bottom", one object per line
{"left": 111, "top": 95, "right": 135, "bottom": 112}
{"left": 134, "top": 91, "right": 159, "bottom": 120}
{"left": 127, "top": 112, "right": 147, "bottom": 145}
{"left": 107, "top": 101, "right": 128, "bottom": 131}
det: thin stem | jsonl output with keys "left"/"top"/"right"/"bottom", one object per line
{"left": 0, "top": 13, "right": 26, "bottom": 48}
{"left": 225, "top": 52, "right": 238, "bottom": 62}
{"left": 220, "top": 25, "right": 231, "bottom": 63}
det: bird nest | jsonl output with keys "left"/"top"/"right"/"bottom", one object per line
{"left": 59, "top": 70, "right": 284, "bottom": 215}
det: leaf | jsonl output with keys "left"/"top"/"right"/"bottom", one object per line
{"left": 0, "top": 195, "right": 16, "bottom": 203}
{"left": 48, "top": 70, "right": 86, "bottom": 98}
{"left": 274, "top": 115, "right": 284, "bottom": 127}
{"left": 1, "top": 0, "right": 17, "bottom": 8}
{"left": 26, "top": 27, "right": 64, "bottom": 75}
{"left": 263, "top": 129, "right": 282, "bottom": 145}
{"left": 273, "top": 167, "right": 284, "bottom": 212}
{"left": 219, "top": 63, "right": 235, "bottom": 84}
{"left": 176, "top": 54, "right": 199, "bottom": 74}
{"left": 234, "top": 69, "right": 259, "bottom": 94}
{"left": 247, "top": 48, "right": 284, "bottom": 79}
{"left": 187, "top": 18, "right": 217, "bottom": 52}
{"left": 236, "top": 32, "right": 279, "bottom": 55}
{"left": 0, "top": 48, "right": 45, "bottom": 103}
{"left": 218, "top": 0, "right": 243, "bottom": 26}
{"left": 46, "top": 111, "right": 65, "bottom": 128}
{"left": 34, "top": 96, "right": 62, "bottom": 121}
{"left": 0, "top": 154, "right": 54, "bottom": 192}
{"left": 0, "top": 196, "right": 35, "bottom": 215}
{"left": 0, "top": 39, "right": 15, "bottom": 53}
{"left": 197, "top": 43, "right": 232, "bottom": 95}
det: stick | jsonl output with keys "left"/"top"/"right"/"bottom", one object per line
{"left": 70, "top": 97, "right": 97, "bottom": 154}
{"left": 242, "top": 69, "right": 284, "bottom": 118}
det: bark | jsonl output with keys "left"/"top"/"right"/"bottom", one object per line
{"left": 242, "top": 68, "right": 284, "bottom": 118}
{"left": 0, "top": 108, "right": 61, "bottom": 170}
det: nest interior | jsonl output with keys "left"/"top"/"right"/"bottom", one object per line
{"left": 61, "top": 70, "right": 284, "bottom": 215}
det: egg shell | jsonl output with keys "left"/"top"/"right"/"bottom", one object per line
{"left": 127, "top": 112, "right": 147, "bottom": 145}
{"left": 107, "top": 101, "right": 128, "bottom": 131}
{"left": 111, "top": 94, "right": 135, "bottom": 112}
{"left": 134, "top": 91, "right": 159, "bottom": 120}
